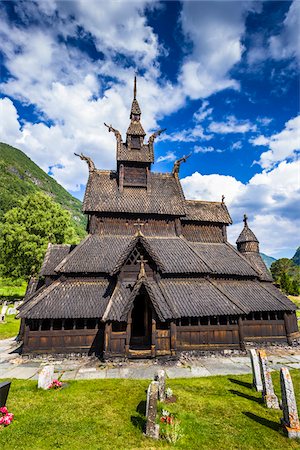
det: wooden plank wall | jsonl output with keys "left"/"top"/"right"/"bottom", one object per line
{"left": 176, "top": 325, "right": 240, "bottom": 349}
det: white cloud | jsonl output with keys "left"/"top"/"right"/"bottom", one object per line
{"left": 181, "top": 160, "right": 300, "bottom": 258}
{"left": 269, "top": 0, "right": 300, "bottom": 65}
{"left": 251, "top": 115, "right": 300, "bottom": 169}
{"left": 231, "top": 141, "right": 242, "bottom": 150}
{"left": 194, "top": 146, "right": 223, "bottom": 154}
{"left": 193, "top": 101, "right": 213, "bottom": 122}
{"left": 156, "top": 151, "right": 177, "bottom": 163}
{"left": 209, "top": 115, "right": 257, "bottom": 134}
{"left": 178, "top": 2, "right": 256, "bottom": 99}
{"left": 162, "top": 124, "right": 212, "bottom": 143}
{"left": 0, "top": 98, "right": 23, "bottom": 143}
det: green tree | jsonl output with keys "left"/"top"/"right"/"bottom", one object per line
{"left": 270, "top": 258, "right": 293, "bottom": 282}
{"left": 0, "top": 192, "right": 79, "bottom": 279}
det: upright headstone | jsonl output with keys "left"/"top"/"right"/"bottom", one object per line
{"left": 145, "top": 381, "right": 159, "bottom": 439}
{"left": 154, "top": 369, "right": 166, "bottom": 401}
{"left": 0, "top": 381, "right": 11, "bottom": 407}
{"left": 280, "top": 367, "right": 300, "bottom": 439}
{"left": 0, "top": 302, "right": 8, "bottom": 322}
{"left": 38, "top": 365, "right": 54, "bottom": 390}
{"left": 7, "top": 307, "right": 17, "bottom": 316}
{"left": 249, "top": 349, "right": 263, "bottom": 392}
{"left": 258, "top": 350, "right": 279, "bottom": 409}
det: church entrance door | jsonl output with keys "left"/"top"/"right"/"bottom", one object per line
{"left": 130, "top": 290, "right": 152, "bottom": 350}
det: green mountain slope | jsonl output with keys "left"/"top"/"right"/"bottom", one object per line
{"left": 292, "top": 247, "right": 300, "bottom": 266}
{"left": 260, "top": 253, "right": 276, "bottom": 269}
{"left": 0, "top": 142, "right": 86, "bottom": 237}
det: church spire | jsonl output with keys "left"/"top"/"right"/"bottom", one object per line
{"left": 236, "top": 214, "right": 259, "bottom": 253}
{"left": 127, "top": 77, "right": 145, "bottom": 139}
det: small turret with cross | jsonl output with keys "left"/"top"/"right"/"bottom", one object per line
{"left": 134, "top": 218, "right": 145, "bottom": 236}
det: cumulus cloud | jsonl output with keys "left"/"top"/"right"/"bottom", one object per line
{"left": 156, "top": 151, "right": 177, "bottom": 163}
{"left": 178, "top": 1, "right": 256, "bottom": 99}
{"left": 209, "top": 115, "right": 257, "bottom": 134}
{"left": 251, "top": 115, "right": 300, "bottom": 169}
{"left": 181, "top": 160, "right": 300, "bottom": 257}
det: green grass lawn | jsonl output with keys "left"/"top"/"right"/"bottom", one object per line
{"left": 289, "top": 295, "right": 300, "bottom": 318}
{"left": 0, "top": 314, "right": 20, "bottom": 339}
{"left": 0, "top": 372, "right": 299, "bottom": 450}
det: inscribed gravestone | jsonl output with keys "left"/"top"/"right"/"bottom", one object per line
{"left": 38, "top": 365, "right": 54, "bottom": 390}
{"left": 0, "top": 381, "right": 11, "bottom": 407}
{"left": 280, "top": 367, "right": 300, "bottom": 439}
{"left": 249, "top": 349, "right": 263, "bottom": 392}
{"left": 258, "top": 350, "right": 279, "bottom": 409}
{"left": 154, "top": 369, "right": 166, "bottom": 401}
{"left": 145, "top": 381, "right": 159, "bottom": 439}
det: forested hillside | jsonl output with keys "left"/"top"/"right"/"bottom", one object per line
{"left": 292, "top": 247, "right": 300, "bottom": 266}
{"left": 0, "top": 142, "right": 86, "bottom": 237}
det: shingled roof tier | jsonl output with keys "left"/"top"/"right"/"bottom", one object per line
{"left": 236, "top": 222, "right": 259, "bottom": 243}
{"left": 39, "top": 244, "right": 72, "bottom": 276}
{"left": 18, "top": 279, "right": 112, "bottom": 319}
{"left": 83, "top": 171, "right": 186, "bottom": 215}
{"left": 117, "top": 143, "right": 154, "bottom": 163}
{"left": 52, "top": 234, "right": 264, "bottom": 278}
{"left": 241, "top": 252, "right": 273, "bottom": 282}
{"left": 183, "top": 200, "right": 232, "bottom": 224}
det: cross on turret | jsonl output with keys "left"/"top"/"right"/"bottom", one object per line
{"left": 243, "top": 213, "right": 248, "bottom": 226}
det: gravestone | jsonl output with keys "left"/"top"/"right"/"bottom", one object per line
{"left": 145, "top": 381, "right": 159, "bottom": 439}
{"left": 258, "top": 350, "right": 279, "bottom": 409}
{"left": 38, "top": 365, "right": 54, "bottom": 390}
{"left": 249, "top": 349, "right": 263, "bottom": 392}
{"left": 7, "top": 307, "right": 17, "bottom": 316}
{"left": 0, "top": 381, "right": 11, "bottom": 407}
{"left": 0, "top": 302, "right": 8, "bottom": 322}
{"left": 280, "top": 367, "right": 300, "bottom": 438}
{"left": 154, "top": 369, "right": 166, "bottom": 401}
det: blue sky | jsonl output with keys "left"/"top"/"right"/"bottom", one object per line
{"left": 0, "top": 1, "right": 299, "bottom": 258}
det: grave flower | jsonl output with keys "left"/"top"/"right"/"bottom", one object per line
{"left": 0, "top": 407, "right": 14, "bottom": 427}
{"left": 48, "top": 379, "right": 63, "bottom": 389}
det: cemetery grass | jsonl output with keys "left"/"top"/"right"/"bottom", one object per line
{"left": 0, "top": 314, "right": 20, "bottom": 339}
{"left": 1, "top": 371, "right": 300, "bottom": 450}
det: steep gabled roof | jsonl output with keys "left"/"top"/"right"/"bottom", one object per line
{"left": 83, "top": 171, "right": 186, "bottom": 215}
{"left": 40, "top": 244, "right": 72, "bottom": 276}
{"left": 190, "top": 242, "right": 258, "bottom": 277}
{"left": 18, "top": 279, "right": 113, "bottom": 319}
{"left": 183, "top": 200, "right": 232, "bottom": 224}
{"left": 117, "top": 143, "right": 154, "bottom": 163}
{"left": 241, "top": 252, "right": 273, "bottom": 282}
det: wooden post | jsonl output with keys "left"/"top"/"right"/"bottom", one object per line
{"left": 104, "top": 322, "right": 112, "bottom": 358}
{"left": 151, "top": 319, "right": 156, "bottom": 358}
{"left": 284, "top": 312, "right": 292, "bottom": 345}
{"left": 125, "top": 318, "right": 132, "bottom": 357}
{"left": 170, "top": 321, "right": 177, "bottom": 355}
{"left": 238, "top": 317, "right": 245, "bottom": 351}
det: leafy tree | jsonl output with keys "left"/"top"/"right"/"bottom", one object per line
{"left": 0, "top": 192, "right": 79, "bottom": 279}
{"left": 270, "top": 257, "right": 300, "bottom": 296}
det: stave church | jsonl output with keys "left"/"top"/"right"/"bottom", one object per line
{"left": 18, "top": 79, "right": 298, "bottom": 357}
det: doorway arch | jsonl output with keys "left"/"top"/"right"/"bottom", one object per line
{"left": 130, "top": 288, "right": 152, "bottom": 350}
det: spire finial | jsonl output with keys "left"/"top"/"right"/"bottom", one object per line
{"left": 243, "top": 213, "right": 248, "bottom": 226}
{"left": 134, "top": 76, "right": 137, "bottom": 100}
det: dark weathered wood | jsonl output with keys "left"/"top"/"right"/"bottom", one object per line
{"left": 170, "top": 321, "right": 177, "bottom": 355}
{"left": 151, "top": 319, "right": 156, "bottom": 357}
{"left": 238, "top": 317, "right": 245, "bottom": 350}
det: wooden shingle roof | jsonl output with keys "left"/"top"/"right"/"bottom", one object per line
{"left": 83, "top": 171, "right": 186, "bottom": 215}
{"left": 183, "top": 200, "right": 232, "bottom": 224}
{"left": 117, "top": 143, "right": 154, "bottom": 163}
{"left": 18, "top": 279, "right": 112, "bottom": 319}
{"left": 40, "top": 244, "right": 72, "bottom": 276}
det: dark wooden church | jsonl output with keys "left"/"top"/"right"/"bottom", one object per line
{"left": 18, "top": 79, "right": 298, "bottom": 357}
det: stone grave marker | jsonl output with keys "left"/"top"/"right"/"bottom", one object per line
{"left": 154, "top": 369, "right": 166, "bottom": 401}
{"left": 7, "top": 307, "right": 17, "bottom": 316}
{"left": 0, "top": 381, "right": 11, "bottom": 407}
{"left": 145, "top": 380, "right": 159, "bottom": 439}
{"left": 280, "top": 367, "right": 300, "bottom": 439}
{"left": 38, "top": 365, "right": 55, "bottom": 390}
{"left": 0, "top": 302, "right": 8, "bottom": 322}
{"left": 249, "top": 349, "right": 263, "bottom": 392}
{"left": 258, "top": 350, "right": 279, "bottom": 409}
